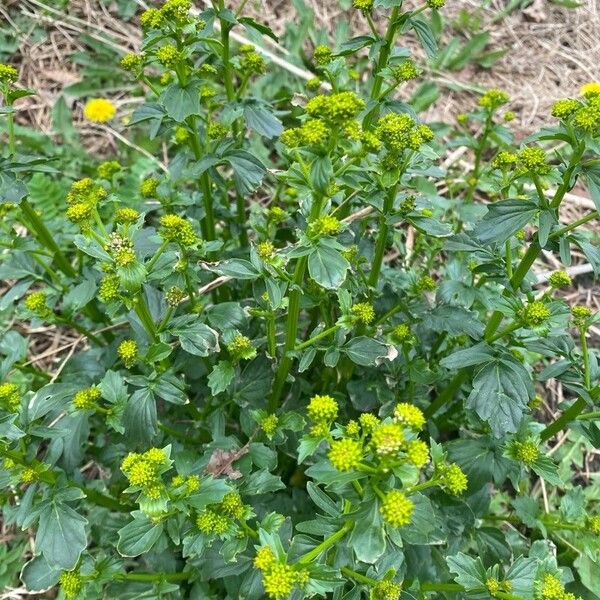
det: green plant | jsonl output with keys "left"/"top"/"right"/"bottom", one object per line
{"left": 1, "top": 1, "right": 599, "bottom": 599}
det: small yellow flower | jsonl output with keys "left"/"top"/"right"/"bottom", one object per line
{"left": 394, "top": 403, "right": 425, "bottom": 430}
{"left": 307, "top": 394, "right": 338, "bottom": 422}
{"left": 351, "top": 302, "right": 375, "bottom": 325}
{"left": 380, "top": 490, "right": 413, "bottom": 527}
{"left": 540, "top": 573, "right": 564, "bottom": 600}
{"left": 0, "top": 63, "right": 18, "bottom": 83}
{"left": 262, "top": 563, "right": 297, "bottom": 599}
{"left": 358, "top": 413, "right": 380, "bottom": 433}
{"left": 0, "top": 383, "right": 20, "bottom": 412}
{"left": 83, "top": 98, "right": 116, "bottom": 123}
{"left": 548, "top": 271, "right": 572, "bottom": 288}
{"left": 587, "top": 515, "right": 600, "bottom": 534}
{"left": 580, "top": 82, "right": 600, "bottom": 98}
{"left": 441, "top": 463, "right": 468, "bottom": 495}
{"left": 118, "top": 339, "right": 138, "bottom": 368}
{"left": 221, "top": 491, "right": 245, "bottom": 519}
{"left": 73, "top": 386, "right": 101, "bottom": 411}
{"left": 115, "top": 207, "right": 140, "bottom": 224}
{"left": 521, "top": 301, "right": 550, "bottom": 327}
{"left": 254, "top": 546, "right": 276, "bottom": 570}
{"left": 372, "top": 580, "right": 402, "bottom": 600}
{"left": 328, "top": 438, "right": 363, "bottom": 471}
{"left": 371, "top": 422, "right": 405, "bottom": 457}
{"left": 513, "top": 439, "right": 539, "bottom": 466}
{"left": 99, "top": 274, "right": 120, "bottom": 303}
{"left": 405, "top": 439, "right": 429, "bottom": 468}
{"left": 227, "top": 334, "right": 257, "bottom": 361}
{"left": 261, "top": 414, "right": 279, "bottom": 437}
{"left": 59, "top": 570, "right": 82, "bottom": 599}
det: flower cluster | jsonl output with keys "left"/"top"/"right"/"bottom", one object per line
{"left": 551, "top": 83, "right": 600, "bottom": 132}
{"left": 517, "top": 146, "right": 551, "bottom": 176}
{"left": 391, "top": 59, "right": 419, "bottom": 83}
{"left": 375, "top": 112, "right": 433, "bottom": 156}
{"left": 537, "top": 573, "right": 582, "bottom": 600}
{"left": 487, "top": 578, "right": 513, "bottom": 597}
{"left": 238, "top": 44, "right": 266, "bottom": 76}
{"left": 305, "top": 92, "right": 365, "bottom": 123}
{"left": 571, "top": 305, "right": 592, "bottom": 328}
{"left": 121, "top": 447, "right": 169, "bottom": 499}
{"left": 141, "top": 0, "right": 192, "bottom": 29}
{"left": 350, "top": 302, "right": 375, "bottom": 325}
{"left": 479, "top": 88, "right": 510, "bottom": 111}
{"left": 24, "top": 291, "right": 51, "bottom": 319}
{"left": 548, "top": 271, "right": 572, "bottom": 289}
{"left": 66, "top": 177, "right": 107, "bottom": 231}
{"left": 380, "top": 489, "right": 414, "bottom": 527}
{"left": 83, "top": 98, "right": 116, "bottom": 123}
{"left": 59, "top": 570, "right": 82, "bottom": 599}
{"left": 253, "top": 547, "right": 308, "bottom": 599}
{"left": 159, "top": 214, "right": 198, "bottom": 246}
{"left": 521, "top": 301, "right": 551, "bottom": 327}
{"left": 0, "top": 62, "right": 18, "bottom": 84}
{"left": 0, "top": 382, "right": 20, "bottom": 412}
{"left": 438, "top": 463, "right": 469, "bottom": 495}
{"left": 372, "top": 580, "right": 402, "bottom": 600}
{"left": 73, "top": 386, "right": 102, "bottom": 411}
{"left": 227, "top": 334, "right": 257, "bottom": 361}
{"left": 117, "top": 339, "right": 138, "bottom": 368}
{"left": 509, "top": 438, "right": 540, "bottom": 466}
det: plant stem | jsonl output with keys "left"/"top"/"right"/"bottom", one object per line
{"left": 146, "top": 239, "right": 169, "bottom": 272}
{"left": 295, "top": 324, "right": 340, "bottom": 351}
{"left": 541, "top": 397, "right": 587, "bottom": 442}
{"left": 20, "top": 199, "right": 76, "bottom": 278}
{"left": 269, "top": 196, "right": 324, "bottom": 410}
{"left": 368, "top": 185, "right": 397, "bottom": 287}
{"left": 550, "top": 211, "right": 599, "bottom": 238}
{"left": 134, "top": 295, "right": 158, "bottom": 343}
{"left": 7, "top": 109, "right": 16, "bottom": 157}
{"left": 424, "top": 370, "right": 468, "bottom": 418}
{"left": 406, "top": 478, "right": 439, "bottom": 494}
{"left": 340, "top": 567, "right": 377, "bottom": 586}
{"left": 366, "top": 6, "right": 401, "bottom": 119}
{"left": 577, "top": 411, "right": 600, "bottom": 421}
{"left": 297, "top": 521, "right": 353, "bottom": 565}
{"left": 420, "top": 582, "right": 464, "bottom": 592}
{"left": 0, "top": 446, "right": 132, "bottom": 512}
{"left": 119, "top": 572, "right": 190, "bottom": 582}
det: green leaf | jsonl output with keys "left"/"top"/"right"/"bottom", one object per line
{"left": 223, "top": 150, "right": 267, "bottom": 194}
{"left": 238, "top": 17, "right": 279, "bottom": 41}
{"left": 474, "top": 199, "right": 538, "bottom": 245}
{"left": 215, "top": 258, "right": 260, "bottom": 279}
{"left": 123, "top": 387, "right": 157, "bottom": 445}
{"left": 574, "top": 554, "right": 600, "bottom": 597}
{"left": 170, "top": 316, "right": 220, "bottom": 357}
{"left": 410, "top": 18, "right": 438, "bottom": 57}
{"left": 243, "top": 103, "right": 283, "bottom": 138}
{"left": 117, "top": 513, "right": 164, "bottom": 557}
{"left": 439, "top": 342, "right": 494, "bottom": 369}
{"left": 349, "top": 502, "right": 386, "bottom": 563}
{"left": 208, "top": 360, "right": 235, "bottom": 395}
{"left": 401, "top": 493, "right": 444, "bottom": 545}
{"left": 505, "top": 556, "right": 538, "bottom": 598}
{"left": 308, "top": 245, "right": 349, "bottom": 290}
{"left": 466, "top": 359, "right": 532, "bottom": 437}
{"left": 20, "top": 555, "right": 61, "bottom": 592}
{"left": 531, "top": 455, "right": 562, "bottom": 485}
{"left": 342, "top": 337, "right": 391, "bottom": 366}
{"left": 36, "top": 499, "right": 88, "bottom": 570}
{"left": 446, "top": 552, "right": 487, "bottom": 590}
{"left": 559, "top": 486, "right": 585, "bottom": 521}
{"left": 187, "top": 478, "right": 231, "bottom": 510}
{"left": 160, "top": 81, "right": 201, "bottom": 122}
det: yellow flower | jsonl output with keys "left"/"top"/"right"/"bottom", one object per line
{"left": 0, "top": 383, "right": 20, "bottom": 412}
{"left": 380, "top": 490, "right": 413, "bottom": 527}
{"left": 118, "top": 339, "right": 138, "bottom": 368}
{"left": 372, "top": 580, "right": 402, "bottom": 600}
{"left": 221, "top": 492, "right": 245, "bottom": 519}
{"left": 513, "top": 439, "right": 539, "bottom": 466}
{"left": 587, "top": 515, "right": 600, "bottom": 534}
{"left": 540, "top": 574, "right": 564, "bottom": 599}
{"left": 371, "top": 422, "right": 405, "bottom": 457}
{"left": 441, "top": 463, "right": 468, "bottom": 495}
{"left": 328, "top": 438, "right": 363, "bottom": 471}
{"left": 262, "top": 563, "right": 296, "bottom": 599}
{"left": 0, "top": 63, "right": 18, "bottom": 83}
{"left": 83, "top": 98, "right": 116, "bottom": 123}
{"left": 394, "top": 403, "right": 425, "bottom": 430}
{"left": 227, "top": 334, "right": 257, "bottom": 361}
{"left": 59, "top": 570, "right": 82, "bottom": 599}
{"left": 521, "top": 301, "right": 550, "bottom": 327}
{"left": 351, "top": 302, "right": 375, "bottom": 325}
{"left": 405, "top": 440, "right": 429, "bottom": 468}
{"left": 307, "top": 394, "right": 338, "bottom": 422}
{"left": 73, "top": 386, "right": 101, "bottom": 410}
{"left": 254, "top": 546, "right": 276, "bottom": 571}
{"left": 580, "top": 82, "right": 600, "bottom": 98}
{"left": 261, "top": 414, "right": 279, "bottom": 437}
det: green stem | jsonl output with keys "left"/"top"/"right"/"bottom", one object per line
{"left": 266, "top": 314, "right": 276, "bottom": 357}
{"left": 269, "top": 195, "right": 324, "bottom": 410}
{"left": 200, "top": 172, "right": 216, "bottom": 244}
{"left": 146, "top": 239, "right": 169, "bottom": 272}
{"left": 7, "top": 109, "right": 16, "bottom": 157}
{"left": 505, "top": 240, "right": 513, "bottom": 279}
{"left": 297, "top": 521, "right": 353, "bottom": 565}
{"left": 0, "top": 447, "right": 132, "bottom": 512}
{"left": 236, "top": 191, "right": 249, "bottom": 246}
{"left": 366, "top": 6, "right": 401, "bottom": 116}
{"left": 119, "top": 572, "right": 190, "bottom": 582}
{"left": 487, "top": 321, "right": 520, "bottom": 344}
{"left": 57, "top": 317, "right": 103, "bottom": 345}
{"left": 420, "top": 583, "right": 464, "bottom": 592}
{"left": 368, "top": 185, "right": 397, "bottom": 287}
{"left": 541, "top": 397, "right": 587, "bottom": 442}
{"left": 424, "top": 370, "right": 468, "bottom": 418}
{"left": 295, "top": 324, "right": 340, "bottom": 351}
{"left": 20, "top": 199, "right": 76, "bottom": 278}
{"left": 580, "top": 327, "right": 591, "bottom": 390}
{"left": 550, "top": 211, "right": 598, "bottom": 238}
{"left": 134, "top": 295, "right": 158, "bottom": 343}
{"left": 340, "top": 567, "right": 377, "bottom": 586}
{"left": 577, "top": 411, "right": 600, "bottom": 421}
{"left": 406, "top": 478, "right": 439, "bottom": 494}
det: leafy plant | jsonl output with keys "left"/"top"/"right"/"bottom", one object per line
{"left": 0, "top": 1, "right": 599, "bottom": 599}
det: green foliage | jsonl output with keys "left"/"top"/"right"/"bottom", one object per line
{"left": 0, "top": 0, "right": 599, "bottom": 599}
